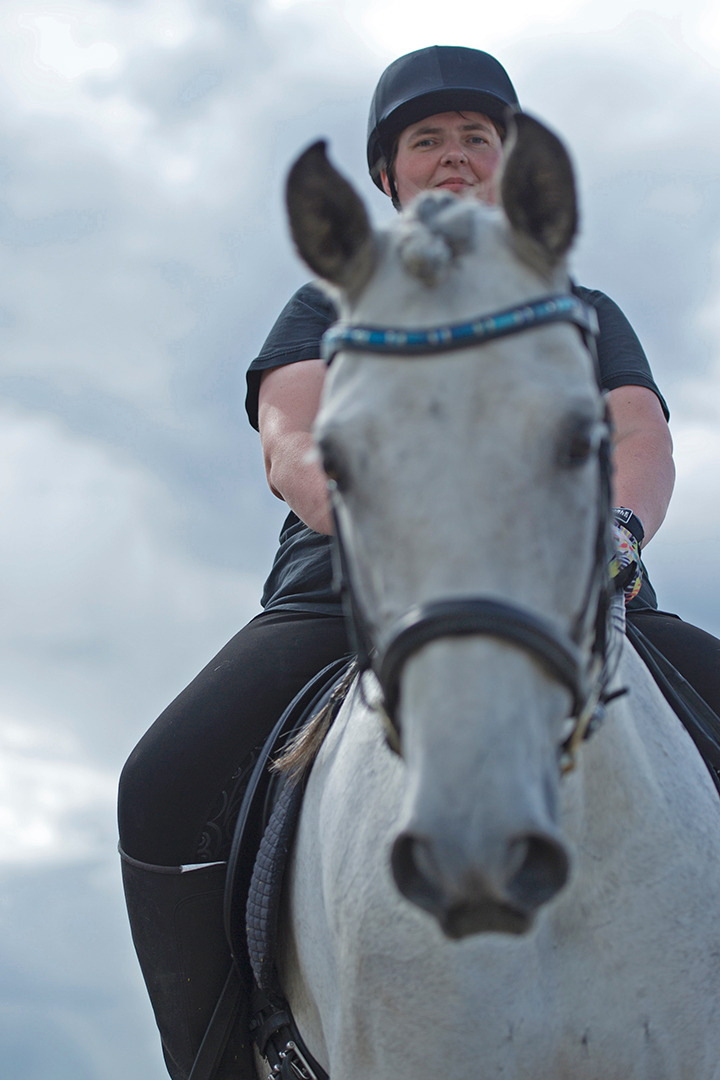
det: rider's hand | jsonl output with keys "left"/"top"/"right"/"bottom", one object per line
{"left": 610, "top": 508, "right": 644, "bottom": 604}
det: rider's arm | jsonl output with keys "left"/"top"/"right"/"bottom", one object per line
{"left": 606, "top": 385, "right": 675, "bottom": 547}
{"left": 257, "top": 356, "right": 674, "bottom": 545}
{"left": 258, "top": 358, "right": 332, "bottom": 535}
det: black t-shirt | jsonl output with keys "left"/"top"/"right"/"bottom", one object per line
{"left": 247, "top": 282, "right": 667, "bottom": 613}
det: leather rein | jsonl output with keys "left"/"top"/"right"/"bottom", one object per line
{"left": 321, "top": 292, "right": 617, "bottom": 769}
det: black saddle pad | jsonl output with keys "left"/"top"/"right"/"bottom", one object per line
{"left": 224, "top": 654, "right": 354, "bottom": 970}
{"left": 246, "top": 768, "right": 307, "bottom": 993}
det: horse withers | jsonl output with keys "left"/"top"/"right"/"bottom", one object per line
{"left": 272, "top": 116, "right": 720, "bottom": 1079}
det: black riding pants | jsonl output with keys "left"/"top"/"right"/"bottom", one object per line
{"left": 118, "top": 610, "right": 350, "bottom": 866}
{"left": 118, "top": 605, "right": 720, "bottom": 867}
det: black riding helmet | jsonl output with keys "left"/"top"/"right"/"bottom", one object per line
{"left": 367, "top": 46, "right": 519, "bottom": 204}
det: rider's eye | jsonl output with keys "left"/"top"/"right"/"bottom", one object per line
{"left": 558, "top": 419, "right": 603, "bottom": 468}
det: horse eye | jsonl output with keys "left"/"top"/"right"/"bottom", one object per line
{"left": 558, "top": 420, "right": 601, "bottom": 467}
{"left": 319, "top": 440, "right": 350, "bottom": 492}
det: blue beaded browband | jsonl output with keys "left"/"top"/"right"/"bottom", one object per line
{"left": 321, "top": 293, "right": 599, "bottom": 363}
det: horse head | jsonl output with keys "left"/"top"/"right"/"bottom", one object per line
{"left": 286, "top": 115, "right": 610, "bottom": 939}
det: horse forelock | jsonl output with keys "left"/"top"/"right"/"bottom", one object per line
{"left": 397, "top": 193, "right": 482, "bottom": 287}
{"left": 334, "top": 194, "right": 567, "bottom": 342}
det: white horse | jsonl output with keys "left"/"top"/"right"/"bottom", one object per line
{"left": 273, "top": 115, "right": 720, "bottom": 1080}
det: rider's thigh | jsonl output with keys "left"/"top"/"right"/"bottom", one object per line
{"left": 628, "top": 608, "right": 720, "bottom": 718}
{"left": 118, "top": 610, "right": 350, "bottom": 864}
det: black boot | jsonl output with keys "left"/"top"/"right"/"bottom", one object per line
{"left": 120, "top": 850, "right": 255, "bottom": 1080}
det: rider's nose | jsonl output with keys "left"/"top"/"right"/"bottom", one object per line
{"left": 441, "top": 141, "right": 467, "bottom": 165}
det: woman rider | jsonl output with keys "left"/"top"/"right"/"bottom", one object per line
{"left": 118, "top": 45, "right": 720, "bottom": 1080}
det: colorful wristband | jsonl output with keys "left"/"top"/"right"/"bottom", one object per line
{"left": 610, "top": 516, "right": 643, "bottom": 603}
{"left": 612, "top": 507, "right": 645, "bottom": 546}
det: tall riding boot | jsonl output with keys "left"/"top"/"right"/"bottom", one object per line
{"left": 120, "top": 849, "right": 255, "bottom": 1080}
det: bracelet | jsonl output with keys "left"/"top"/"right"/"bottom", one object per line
{"left": 612, "top": 507, "right": 645, "bottom": 545}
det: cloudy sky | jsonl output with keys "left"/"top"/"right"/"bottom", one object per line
{"left": 1, "top": 1, "right": 719, "bottom": 1076}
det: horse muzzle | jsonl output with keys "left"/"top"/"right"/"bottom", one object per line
{"left": 391, "top": 822, "right": 570, "bottom": 938}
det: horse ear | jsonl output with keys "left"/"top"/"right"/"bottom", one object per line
{"left": 500, "top": 112, "right": 578, "bottom": 265}
{"left": 286, "top": 141, "right": 377, "bottom": 295}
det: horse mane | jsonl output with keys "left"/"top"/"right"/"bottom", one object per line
{"left": 273, "top": 660, "right": 359, "bottom": 778}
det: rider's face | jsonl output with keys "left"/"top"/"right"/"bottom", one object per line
{"left": 381, "top": 111, "right": 503, "bottom": 209}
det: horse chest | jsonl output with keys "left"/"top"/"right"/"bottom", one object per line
{"left": 280, "top": 697, "right": 720, "bottom": 1080}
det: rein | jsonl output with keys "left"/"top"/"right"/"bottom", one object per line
{"left": 323, "top": 292, "right": 616, "bottom": 769}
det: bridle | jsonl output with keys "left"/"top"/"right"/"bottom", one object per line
{"left": 321, "top": 292, "right": 619, "bottom": 770}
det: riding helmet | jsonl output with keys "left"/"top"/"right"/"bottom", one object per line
{"left": 367, "top": 46, "right": 519, "bottom": 191}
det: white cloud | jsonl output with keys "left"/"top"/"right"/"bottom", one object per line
{"left": 141, "top": 0, "right": 198, "bottom": 50}
{"left": 19, "top": 13, "right": 121, "bottom": 80}
{"left": 645, "top": 417, "right": 720, "bottom": 636}
{"left": 0, "top": 406, "right": 264, "bottom": 759}
{"left": 262, "top": 0, "right": 720, "bottom": 66}
{"left": 0, "top": 717, "right": 116, "bottom": 866}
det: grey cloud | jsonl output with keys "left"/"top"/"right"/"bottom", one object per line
{"left": 0, "top": 861, "right": 168, "bottom": 1080}
{"left": 0, "top": 204, "right": 105, "bottom": 247}
{"left": 508, "top": 24, "right": 720, "bottom": 398}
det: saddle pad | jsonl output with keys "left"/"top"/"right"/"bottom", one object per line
{"left": 244, "top": 659, "right": 354, "bottom": 994}
{"left": 224, "top": 655, "right": 353, "bottom": 968}
{"left": 246, "top": 774, "right": 306, "bottom": 992}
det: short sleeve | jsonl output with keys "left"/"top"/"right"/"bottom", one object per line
{"left": 573, "top": 285, "right": 669, "bottom": 420}
{"left": 245, "top": 283, "right": 338, "bottom": 430}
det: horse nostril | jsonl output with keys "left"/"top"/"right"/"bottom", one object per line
{"left": 392, "top": 829, "right": 570, "bottom": 935}
{"left": 391, "top": 833, "right": 444, "bottom": 914}
{"left": 505, "top": 834, "right": 569, "bottom": 909}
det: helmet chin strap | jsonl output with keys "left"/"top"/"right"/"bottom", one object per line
{"left": 388, "top": 170, "right": 402, "bottom": 212}
{"left": 371, "top": 154, "right": 402, "bottom": 211}
{"left": 380, "top": 151, "right": 403, "bottom": 211}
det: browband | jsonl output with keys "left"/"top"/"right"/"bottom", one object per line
{"left": 321, "top": 293, "right": 599, "bottom": 363}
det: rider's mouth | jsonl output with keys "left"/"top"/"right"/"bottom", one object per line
{"left": 435, "top": 178, "right": 472, "bottom": 192}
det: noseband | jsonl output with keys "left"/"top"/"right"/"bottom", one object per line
{"left": 322, "top": 293, "right": 616, "bottom": 769}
